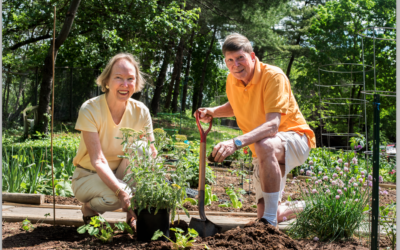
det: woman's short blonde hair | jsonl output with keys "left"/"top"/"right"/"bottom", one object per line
{"left": 96, "top": 53, "right": 146, "bottom": 93}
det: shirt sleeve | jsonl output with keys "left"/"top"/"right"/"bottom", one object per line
{"left": 75, "top": 104, "right": 98, "bottom": 133}
{"left": 263, "top": 73, "right": 290, "bottom": 115}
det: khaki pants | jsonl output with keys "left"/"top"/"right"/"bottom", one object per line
{"left": 252, "top": 131, "right": 310, "bottom": 202}
{"left": 71, "top": 142, "right": 147, "bottom": 214}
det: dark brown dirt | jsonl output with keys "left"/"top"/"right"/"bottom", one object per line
{"left": 2, "top": 220, "right": 393, "bottom": 249}
{"left": 44, "top": 195, "right": 82, "bottom": 205}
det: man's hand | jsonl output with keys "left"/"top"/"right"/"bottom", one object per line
{"left": 194, "top": 108, "right": 214, "bottom": 123}
{"left": 212, "top": 139, "right": 236, "bottom": 162}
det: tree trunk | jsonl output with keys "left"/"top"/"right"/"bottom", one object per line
{"left": 35, "top": 0, "right": 81, "bottom": 134}
{"left": 171, "top": 41, "right": 186, "bottom": 112}
{"left": 181, "top": 29, "right": 196, "bottom": 112}
{"left": 193, "top": 27, "right": 217, "bottom": 114}
{"left": 150, "top": 47, "right": 173, "bottom": 115}
{"left": 286, "top": 35, "right": 301, "bottom": 80}
{"left": 164, "top": 39, "right": 185, "bottom": 111}
{"left": 3, "top": 70, "right": 12, "bottom": 117}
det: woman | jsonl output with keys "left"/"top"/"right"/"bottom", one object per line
{"left": 71, "top": 53, "right": 157, "bottom": 230}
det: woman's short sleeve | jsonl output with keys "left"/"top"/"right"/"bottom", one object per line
{"left": 75, "top": 104, "right": 98, "bottom": 133}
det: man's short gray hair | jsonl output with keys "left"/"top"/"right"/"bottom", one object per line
{"left": 222, "top": 33, "right": 253, "bottom": 56}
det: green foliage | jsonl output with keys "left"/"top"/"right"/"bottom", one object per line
{"left": 218, "top": 187, "right": 243, "bottom": 209}
{"left": 119, "top": 127, "right": 192, "bottom": 222}
{"left": 152, "top": 228, "right": 206, "bottom": 249}
{"left": 77, "top": 215, "right": 130, "bottom": 243}
{"left": 21, "top": 218, "right": 34, "bottom": 232}
{"left": 379, "top": 203, "right": 396, "bottom": 250}
{"left": 204, "top": 184, "right": 218, "bottom": 206}
{"left": 288, "top": 151, "right": 371, "bottom": 241}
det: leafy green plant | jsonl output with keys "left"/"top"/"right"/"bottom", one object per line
{"left": 288, "top": 160, "right": 371, "bottom": 241}
{"left": 218, "top": 187, "right": 243, "bottom": 209}
{"left": 152, "top": 227, "right": 209, "bottom": 249}
{"left": 120, "top": 127, "right": 193, "bottom": 221}
{"left": 380, "top": 203, "right": 396, "bottom": 250}
{"left": 21, "top": 218, "right": 34, "bottom": 231}
{"left": 204, "top": 184, "right": 218, "bottom": 206}
{"left": 77, "top": 215, "right": 131, "bottom": 243}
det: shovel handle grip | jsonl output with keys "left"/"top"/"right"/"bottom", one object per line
{"left": 195, "top": 111, "right": 213, "bottom": 143}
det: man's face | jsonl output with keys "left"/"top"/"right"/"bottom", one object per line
{"left": 224, "top": 49, "right": 255, "bottom": 84}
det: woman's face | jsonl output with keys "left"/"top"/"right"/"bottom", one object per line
{"left": 107, "top": 58, "right": 136, "bottom": 103}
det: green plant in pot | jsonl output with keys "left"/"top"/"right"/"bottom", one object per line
{"left": 119, "top": 127, "right": 191, "bottom": 242}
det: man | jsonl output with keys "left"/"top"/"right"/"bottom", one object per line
{"left": 196, "top": 33, "right": 315, "bottom": 227}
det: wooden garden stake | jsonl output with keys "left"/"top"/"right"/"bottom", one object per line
{"left": 51, "top": 6, "right": 56, "bottom": 226}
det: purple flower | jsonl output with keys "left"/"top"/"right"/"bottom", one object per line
{"left": 353, "top": 183, "right": 358, "bottom": 187}
{"left": 355, "top": 199, "right": 359, "bottom": 202}
{"left": 354, "top": 145, "right": 357, "bottom": 149}
{"left": 312, "top": 189, "right": 317, "bottom": 194}
{"left": 300, "top": 169, "right": 304, "bottom": 174}
{"left": 310, "top": 166, "right": 314, "bottom": 170}
{"left": 338, "top": 159, "right": 343, "bottom": 164}
{"left": 283, "top": 216, "right": 287, "bottom": 222}
{"left": 336, "top": 166, "right": 341, "bottom": 172}
{"left": 383, "top": 190, "right": 389, "bottom": 195}
{"left": 368, "top": 181, "right": 372, "bottom": 187}
{"left": 339, "top": 171, "right": 343, "bottom": 176}
{"left": 357, "top": 145, "right": 363, "bottom": 149}
{"left": 291, "top": 181, "right": 296, "bottom": 184}
{"left": 361, "top": 171, "right": 365, "bottom": 175}
{"left": 315, "top": 181, "right": 319, "bottom": 185}
{"left": 352, "top": 157, "right": 358, "bottom": 165}
{"left": 332, "top": 180, "right": 337, "bottom": 186}
{"left": 333, "top": 173, "right": 338, "bottom": 178}
{"left": 323, "top": 176, "right": 328, "bottom": 181}
{"left": 344, "top": 162, "right": 349, "bottom": 167}
{"left": 379, "top": 191, "right": 383, "bottom": 195}
{"left": 318, "top": 171, "right": 322, "bottom": 175}
{"left": 344, "top": 187, "right": 347, "bottom": 192}
{"left": 379, "top": 176, "right": 383, "bottom": 183}
{"left": 343, "top": 201, "right": 346, "bottom": 204}
{"left": 361, "top": 174, "right": 365, "bottom": 179}
{"left": 305, "top": 189, "right": 309, "bottom": 193}
{"left": 309, "top": 160, "right": 314, "bottom": 165}
{"left": 353, "top": 191, "right": 356, "bottom": 195}
{"left": 313, "top": 237, "right": 319, "bottom": 242}
{"left": 368, "top": 175, "right": 373, "bottom": 181}
{"left": 344, "top": 167, "right": 349, "bottom": 172}
{"left": 306, "top": 170, "right": 311, "bottom": 176}
{"left": 358, "top": 178, "right": 363, "bottom": 183}
{"left": 337, "top": 189, "right": 342, "bottom": 194}
{"left": 335, "top": 195, "right": 340, "bottom": 199}
{"left": 326, "top": 189, "right": 330, "bottom": 194}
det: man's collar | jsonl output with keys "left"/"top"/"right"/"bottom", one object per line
{"left": 231, "top": 56, "right": 261, "bottom": 87}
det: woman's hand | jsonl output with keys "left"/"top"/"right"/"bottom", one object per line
{"left": 150, "top": 144, "right": 158, "bottom": 159}
{"left": 118, "top": 190, "right": 137, "bottom": 219}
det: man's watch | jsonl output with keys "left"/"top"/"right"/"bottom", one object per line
{"left": 233, "top": 138, "right": 243, "bottom": 150}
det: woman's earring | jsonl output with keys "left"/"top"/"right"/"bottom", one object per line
{"left": 106, "top": 85, "right": 109, "bottom": 89}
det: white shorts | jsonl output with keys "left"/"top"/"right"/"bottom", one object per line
{"left": 252, "top": 131, "right": 310, "bottom": 202}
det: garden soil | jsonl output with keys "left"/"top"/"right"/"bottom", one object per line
{"left": 2, "top": 220, "right": 392, "bottom": 249}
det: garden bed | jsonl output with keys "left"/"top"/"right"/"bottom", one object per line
{"left": 2, "top": 220, "right": 392, "bottom": 249}
{"left": 40, "top": 171, "right": 396, "bottom": 214}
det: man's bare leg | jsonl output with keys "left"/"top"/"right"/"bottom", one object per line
{"left": 254, "top": 136, "right": 285, "bottom": 226}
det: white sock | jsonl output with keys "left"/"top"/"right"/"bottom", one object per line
{"left": 262, "top": 191, "right": 280, "bottom": 226}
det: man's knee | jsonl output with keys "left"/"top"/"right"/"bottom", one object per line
{"left": 254, "top": 137, "right": 276, "bottom": 155}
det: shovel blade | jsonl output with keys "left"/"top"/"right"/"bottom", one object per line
{"left": 189, "top": 217, "right": 222, "bottom": 238}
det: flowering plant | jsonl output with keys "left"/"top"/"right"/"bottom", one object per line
{"left": 288, "top": 159, "right": 371, "bottom": 241}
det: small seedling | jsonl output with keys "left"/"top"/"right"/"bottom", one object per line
{"left": 218, "top": 187, "right": 242, "bottom": 209}
{"left": 77, "top": 215, "right": 131, "bottom": 243}
{"left": 152, "top": 227, "right": 209, "bottom": 249}
{"left": 21, "top": 218, "right": 34, "bottom": 231}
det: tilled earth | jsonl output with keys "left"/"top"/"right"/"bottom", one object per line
{"left": 2, "top": 220, "right": 392, "bottom": 249}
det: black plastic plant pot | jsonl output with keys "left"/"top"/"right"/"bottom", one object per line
{"left": 135, "top": 208, "right": 170, "bottom": 242}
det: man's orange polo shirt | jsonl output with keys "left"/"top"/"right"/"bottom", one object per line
{"left": 226, "top": 57, "right": 316, "bottom": 158}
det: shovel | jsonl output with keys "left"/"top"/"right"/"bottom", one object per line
{"left": 188, "top": 112, "right": 222, "bottom": 237}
